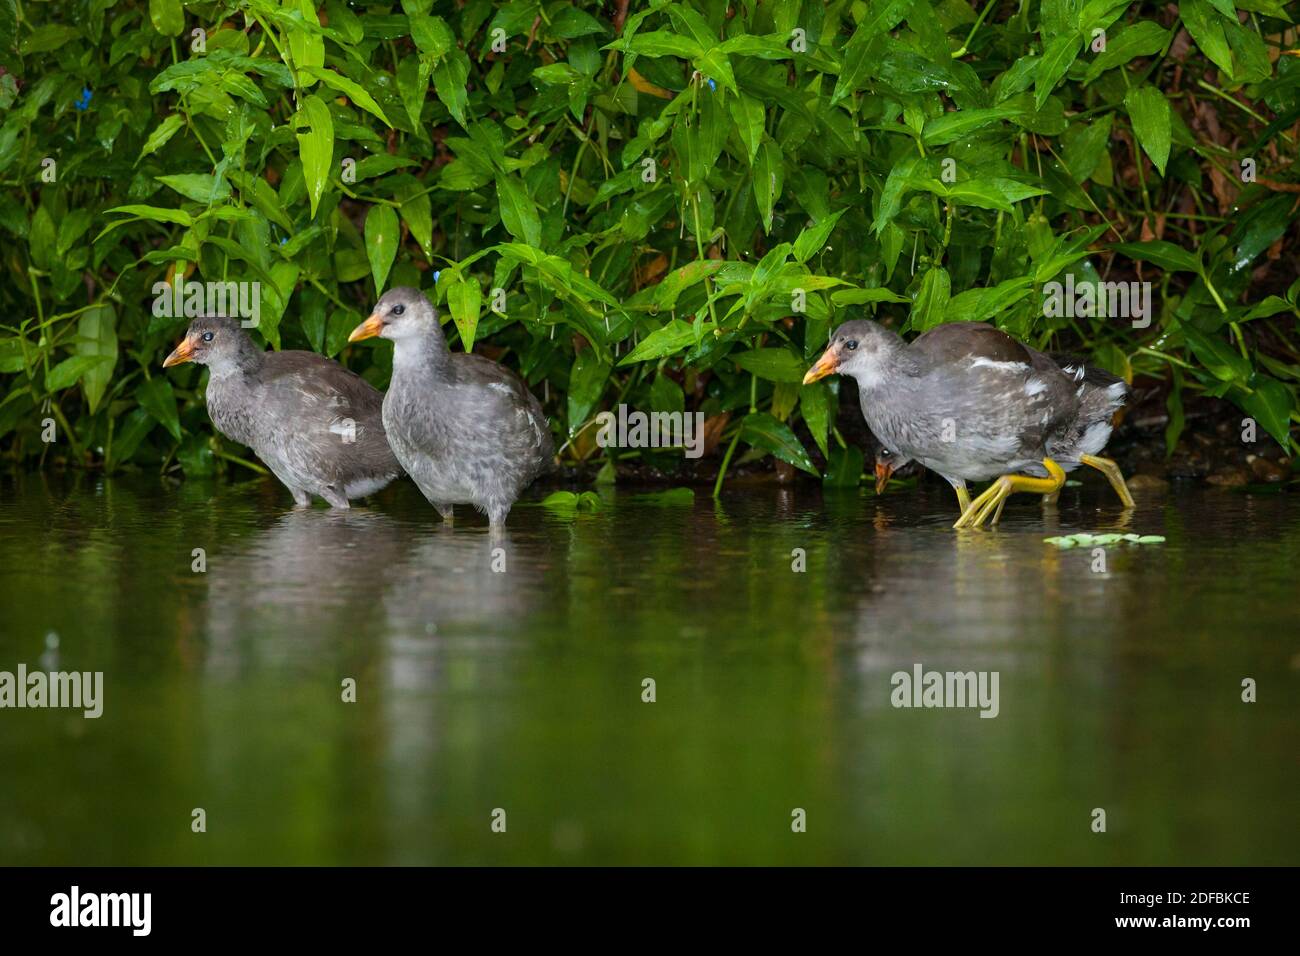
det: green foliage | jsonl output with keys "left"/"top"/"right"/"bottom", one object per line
{"left": 2, "top": 0, "right": 1299, "bottom": 479}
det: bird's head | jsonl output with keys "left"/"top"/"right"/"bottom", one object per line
{"left": 802, "top": 319, "right": 895, "bottom": 385}
{"left": 163, "top": 316, "right": 248, "bottom": 369}
{"left": 349, "top": 287, "right": 438, "bottom": 344}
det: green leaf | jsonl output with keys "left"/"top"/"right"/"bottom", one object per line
{"left": 496, "top": 173, "right": 541, "bottom": 247}
{"left": 730, "top": 94, "right": 765, "bottom": 166}
{"left": 1062, "top": 114, "right": 1113, "bottom": 182}
{"left": 1239, "top": 376, "right": 1294, "bottom": 450}
{"left": 911, "top": 266, "right": 952, "bottom": 331}
{"left": 137, "top": 376, "right": 181, "bottom": 441}
{"left": 46, "top": 355, "right": 112, "bottom": 394}
{"left": 541, "top": 490, "right": 604, "bottom": 514}
{"left": 431, "top": 49, "right": 470, "bottom": 127}
{"left": 75, "top": 305, "right": 117, "bottom": 414}
{"left": 619, "top": 319, "right": 700, "bottom": 365}
{"left": 831, "top": 0, "right": 913, "bottom": 103}
{"left": 396, "top": 55, "right": 431, "bottom": 130}
{"left": 733, "top": 348, "right": 807, "bottom": 383}
{"left": 1180, "top": 325, "right": 1251, "bottom": 382}
{"left": 103, "top": 205, "right": 193, "bottom": 228}
{"left": 148, "top": 0, "right": 184, "bottom": 36}
{"left": 1035, "top": 32, "right": 1082, "bottom": 108}
{"left": 823, "top": 444, "right": 864, "bottom": 488}
{"left": 29, "top": 206, "right": 55, "bottom": 269}
{"left": 612, "top": 31, "right": 705, "bottom": 59}
{"left": 1124, "top": 85, "right": 1171, "bottom": 175}
{"left": 800, "top": 381, "right": 831, "bottom": 458}
{"left": 793, "top": 210, "right": 845, "bottom": 263}
{"left": 753, "top": 138, "right": 784, "bottom": 234}
{"left": 258, "top": 262, "right": 300, "bottom": 350}
{"left": 22, "top": 26, "right": 81, "bottom": 53}
{"left": 136, "top": 115, "right": 184, "bottom": 165}
{"left": 831, "top": 287, "right": 911, "bottom": 306}
{"left": 301, "top": 67, "right": 393, "bottom": 127}
{"left": 156, "top": 173, "right": 231, "bottom": 204}
{"left": 400, "top": 189, "right": 433, "bottom": 261}
{"left": 567, "top": 350, "right": 609, "bottom": 431}
{"left": 446, "top": 273, "right": 483, "bottom": 352}
{"left": 294, "top": 94, "right": 334, "bottom": 219}
{"left": 0, "top": 339, "right": 27, "bottom": 374}
{"left": 107, "top": 409, "right": 156, "bottom": 470}
{"left": 364, "top": 205, "right": 399, "bottom": 295}
{"left": 1082, "top": 22, "right": 1170, "bottom": 85}
{"left": 1111, "top": 240, "right": 1199, "bottom": 273}
{"left": 1181, "top": 0, "right": 1235, "bottom": 78}
{"left": 650, "top": 372, "right": 685, "bottom": 414}
{"left": 922, "top": 107, "right": 1024, "bottom": 146}
{"left": 739, "top": 411, "right": 818, "bottom": 476}
{"left": 286, "top": 0, "right": 325, "bottom": 80}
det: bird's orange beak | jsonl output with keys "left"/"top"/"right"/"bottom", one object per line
{"left": 162, "top": 336, "right": 196, "bottom": 368}
{"left": 348, "top": 313, "right": 385, "bottom": 343}
{"left": 802, "top": 345, "right": 840, "bottom": 384}
{"left": 874, "top": 461, "right": 893, "bottom": 495}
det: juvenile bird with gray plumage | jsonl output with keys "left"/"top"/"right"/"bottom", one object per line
{"left": 804, "top": 319, "right": 1134, "bottom": 528}
{"left": 348, "top": 287, "right": 554, "bottom": 528}
{"left": 163, "top": 316, "right": 403, "bottom": 509}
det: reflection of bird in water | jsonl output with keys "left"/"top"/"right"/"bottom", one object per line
{"left": 377, "top": 527, "right": 541, "bottom": 647}
{"left": 873, "top": 446, "right": 911, "bottom": 496}
{"left": 201, "top": 509, "right": 411, "bottom": 677}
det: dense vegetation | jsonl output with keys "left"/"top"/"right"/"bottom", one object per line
{"left": 1, "top": 0, "right": 1298, "bottom": 488}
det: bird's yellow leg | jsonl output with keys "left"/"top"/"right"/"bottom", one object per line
{"left": 1079, "top": 454, "right": 1135, "bottom": 508}
{"left": 951, "top": 480, "right": 971, "bottom": 514}
{"left": 954, "top": 458, "right": 1066, "bottom": 529}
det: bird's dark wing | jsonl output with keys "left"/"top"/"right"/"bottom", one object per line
{"left": 250, "top": 352, "right": 400, "bottom": 479}
{"left": 908, "top": 323, "right": 1081, "bottom": 461}
{"left": 909, "top": 322, "right": 1034, "bottom": 366}
{"left": 257, "top": 351, "right": 385, "bottom": 416}
{"left": 450, "top": 353, "right": 556, "bottom": 465}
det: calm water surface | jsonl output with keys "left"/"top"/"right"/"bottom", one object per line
{"left": 0, "top": 473, "right": 1296, "bottom": 865}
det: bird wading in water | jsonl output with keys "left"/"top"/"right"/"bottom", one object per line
{"left": 348, "top": 287, "right": 554, "bottom": 529}
{"left": 803, "top": 319, "right": 1135, "bottom": 528}
{"left": 163, "top": 316, "right": 403, "bottom": 509}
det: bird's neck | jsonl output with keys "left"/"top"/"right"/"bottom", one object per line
{"left": 207, "top": 346, "right": 265, "bottom": 383}
{"left": 391, "top": 330, "right": 452, "bottom": 381}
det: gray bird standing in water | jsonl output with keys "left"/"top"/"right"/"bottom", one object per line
{"left": 163, "top": 316, "right": 402, "bottom": 509}
{"left": 348, "top": 287, "right": 554, "bottom": 528}
{"left": 803, "top": 319, "right": 1133, "bottom": 528}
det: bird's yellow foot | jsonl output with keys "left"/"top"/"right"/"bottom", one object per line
{"left": 952, "top": 481, "right": 971, "bottom": 514}
{"left": 1080, "top": 454, "right": 1135, "bottom": 508}
{"left": 954, "top": 458, "right": 1066, "bottom": 529}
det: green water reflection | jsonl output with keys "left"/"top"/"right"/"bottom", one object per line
{"left": 0, "top": 473, "right": 1296, "bottom": 865}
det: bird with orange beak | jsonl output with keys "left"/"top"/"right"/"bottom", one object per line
{"left": 162, "top": 316, "right": 402, "bottom": 508}
{"left": 802, "top": 319, "right": 1133, "bottom": 527}
{"left": 348, "top": 287, "right": 553, "bottom": 528}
